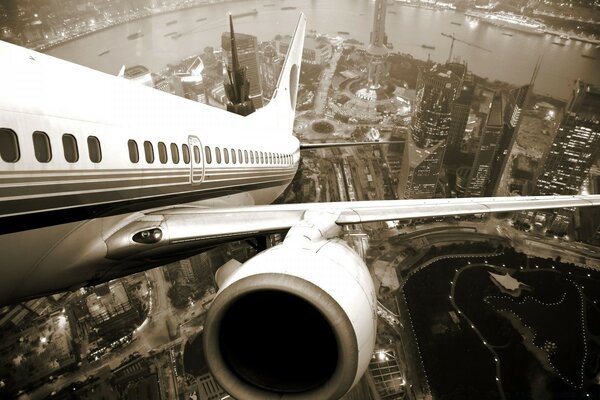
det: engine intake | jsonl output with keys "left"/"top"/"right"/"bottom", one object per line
{"left": 204, "top": 238, "right": 376, "bottom": 400}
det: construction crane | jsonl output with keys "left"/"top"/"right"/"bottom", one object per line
{"left": 441, "top": 32, "right": 491, "bottom": 62}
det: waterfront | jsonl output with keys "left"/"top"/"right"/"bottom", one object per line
{"left": 45, "top": 0, "right": 599, "bottom": 100}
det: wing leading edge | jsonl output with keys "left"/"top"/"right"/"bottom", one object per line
{"left": 105, "top": 195, "right": 600, "bottom": 260}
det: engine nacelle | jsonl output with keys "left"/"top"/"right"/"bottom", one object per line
{"left": 203, "top": 237, "right": 377, "bottom": 400}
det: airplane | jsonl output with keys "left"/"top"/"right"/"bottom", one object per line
{"left": 1, "top": 13, "right": 599, "bottom": 400}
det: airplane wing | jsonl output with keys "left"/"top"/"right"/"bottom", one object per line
{"left": 105, "top": 194, "right": 600, "bottom": 259}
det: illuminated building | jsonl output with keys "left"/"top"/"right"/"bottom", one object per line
{"left": 466, "top": 92, "right": 504, "bottom": 196}
{"left": 222, "top": 31, "right": 263, "bottom": 109}
{"left": 536, "top": 80, "right": 600, "bottom": 196}
{"left": 536, "top": 80, "right": 600, "bottom": 234}
{"left": 369, "top": 349, "right": 406, "bottom": 400}
{"left": 398, "top": 63, "right": 463, "bottom": 199}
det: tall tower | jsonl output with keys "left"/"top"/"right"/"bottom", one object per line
{"left": 533, "top": 80, "right": 600, "bottom": 234}
{"left": 398, "top": 64, "right": 463, "bottom": 199}
{"left": 536, "top": 80, "right": 600, "bottom": 196}
{"left": 466, "top": 92, "right": 504, "bottom": 197}
{"left": 488, "top": 60, "right": 540, "bottom": 196}
{"left": 366, "top": 0, "right": 388, "bottom": 91}
{"left": 222, "top": 29, "right": 263, "bottom": 110}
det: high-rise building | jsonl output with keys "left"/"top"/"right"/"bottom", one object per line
{"left": 259, "top": 43, "right": 282, "bottom": 101}
{"left": 398, "top": 63, "right": 463, "bottom": 199}
{"left": 447, "top": 82, "right": 474, "bottom": 151}
{"left": 466, "top": 92, "right": 504, "bottom": 196}
{"left": 533, "top": 80, "right": 600, "bottom": 234}
{"left": 222, "top": 31, "right": 263, "bottom": 109}
{"left": 536, "top": 80, "right": 600, "bottom": 196}
{"left": 483, "top": 83, "right": 531, "bottom": 195}
{"left": 488, "top": 60, "right": 540, "bottom": 195}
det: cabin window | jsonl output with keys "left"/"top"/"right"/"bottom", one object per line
{"left": 182, "top": 144, "right": 190, "bottom": 164}
{"left": 260, "top": 152, "right": 264, "bottom": 164}
{"left": 87, "top": 136, "right": 102, "bottom": 163}
{"left": 128, "top": 140, "right": 139, "bottom": 163}
{"left": 62, "top": 134, "right": 79, "bottom": 163}
{"left": 144, "top": 141, "right": 154, "bottom": 163}
{"left": 244, "top": 150, "right": 248, "bottom": 164}
{"left": 158, "top": 142, "right": 168, "bottom": 164}
{"left": 238, "top": 149, "right": 242, "bottom": 164}
{"left": 223, "top": 148, "right": 229, "bottom": 164}
{"left": 0, "top": 128, "right": 20, "bottom": 163}
{"left": 215, "top": 147, "right": 222, "bottom": 164}
{"left": 33, "top": 131, "right": 51, "bottom": 163}
{"left": 170, "top": 143, "right": 180, "bottom": 164}
{"left": 194, "top": 145, "right": 201, "bottom": 164}
{"left": 255, "top": 151, "right": 259, "bottom": 164}
{"left": 269, "top": 153, "right": 273, "bottom": 164}
{"left": 231, "top": 148, "right": 237, "bottom": 164}
{"left": 204, "top": 146, "right": 212, "bottom": 164}
{"left": 250, "top": 151, "right": 255, "bottom": 164}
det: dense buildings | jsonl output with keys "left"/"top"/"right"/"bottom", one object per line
{"left": 221, "top": 31, "right": 263, "bottom": 109}
{"left": 398, "top": 63, "right": 464, "bottom": 199}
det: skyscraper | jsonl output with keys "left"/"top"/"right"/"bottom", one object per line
{"left": 222, "top": 31, "right": 263, "bottom": 109}
{"left": 488, "top": 60, "right": 540, "bottom": 195}
{"left": 258, "top": 43, "right": 282, "bottom": 102}
{"left": 536, "top": 80, "right": 600, "bottom": 196}
{"left": 398, "top": 64, "right": 463, "bottom": 199}
{"left": 533, "top": 80, "right": 600, "bottom": 234}
{"left": 466, "top": 92, "right": 504, "bottom": 196}
{"left": 447, "top": 82, "right": 474, "bottom": 151}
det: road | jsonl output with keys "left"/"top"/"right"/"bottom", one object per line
{"left": 313, "top": 48, "right": 342, "bottom": 116}
{"left": 19, "top": 266, "right": 209, "bottom": 400}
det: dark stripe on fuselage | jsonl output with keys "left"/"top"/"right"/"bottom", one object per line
{"left": 0, "top": 169, "right": 187, "bottom": 184}
{"left": 0, "top": 178, "right": 291, "bottom": 235}
{"left": 0, "top": 176, "right": 188, "bottom": 197}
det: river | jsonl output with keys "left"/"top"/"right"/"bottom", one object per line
{"left": 46, "top": 0, "right": 600, "bottom": 100}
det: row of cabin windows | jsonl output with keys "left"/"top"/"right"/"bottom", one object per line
{"left": 0, "top": 128, "right": 101, "bottom": 163}
{"left": 127, "top": 140, "right": 293, "bottom": 166}
{"left": 0, "top": 128, "right": 294, "bottom": 167}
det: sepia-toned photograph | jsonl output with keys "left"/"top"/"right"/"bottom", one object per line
{"left": 0, "top": 0, "right": 599, "bottom": 399}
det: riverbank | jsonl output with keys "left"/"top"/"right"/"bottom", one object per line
{"left": 36, "top": 0, "right": 247, "bottom": 52}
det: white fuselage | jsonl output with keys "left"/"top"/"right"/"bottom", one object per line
{"left": 0, "top": 40, "right": 300, "bottom": 303}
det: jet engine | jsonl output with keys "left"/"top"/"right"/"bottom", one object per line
{"left": 203, "top": 223, "right": 377, "bottom": 400}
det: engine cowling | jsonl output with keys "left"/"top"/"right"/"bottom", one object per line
{"left": 203, "top": 237, "right": 377, "bottom": 400}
